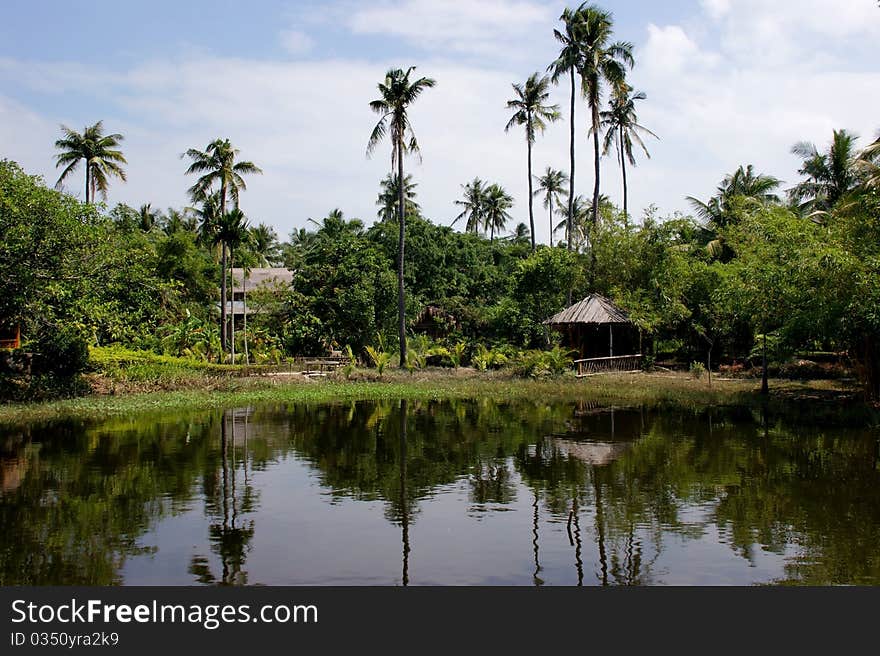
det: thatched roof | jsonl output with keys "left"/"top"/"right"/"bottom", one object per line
{"left": 543, "top": 294, "right": 630, "bottom": 326}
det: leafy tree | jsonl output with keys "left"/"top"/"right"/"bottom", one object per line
{"left": 505, "top": 72, "right": 560, "bottom": 251}
{"left": 53, "top": 121, "right": 127, "bottom": 203}
{"left": 367, "top": 66, "right": 436, "bottom": 367}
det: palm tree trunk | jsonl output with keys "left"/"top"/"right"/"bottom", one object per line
{"left": 620, "top": 126, "right": 629, "bottom": 227}
{"left": 549, "top": 197, "right": 554, "bottom": 247}
{"left": 527, "top": 117, "right": 535, "bottom": 252}
{"left": 397, "top": 138, "right": 407, "bottom": 369}
{"left": 243, "top": 270, "right": 248, "bottom": 365}
{"left": 567, "top": 68, "right": 576, "bottom": 252}
{"left": 220, "top": 243, "right": 228, "bottom": 362}
{"left": 219, "top": 182, "right": 228, "bottom": 353}
{"left": 230, "top": 252, "right": 236, "bottom": 365}
{"left": 591, "top": 88, "right": 601, "bottom": 226}
{"left": 84, "top": 162, "right": 90, "bottom": 204}
{"left": 590, "top": 85, "right": 601, "bottom": 284}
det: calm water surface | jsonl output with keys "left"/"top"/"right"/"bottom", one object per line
{"left": 1, "top": 399, "right": 879, "bottom": 585}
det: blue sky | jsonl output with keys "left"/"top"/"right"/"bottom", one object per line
{"left": 2, "top": 0, "right": 878, "bottom": 241}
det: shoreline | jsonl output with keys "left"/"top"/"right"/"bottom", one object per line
{"left": 0, "top": 369, "right": 869, "bottom": 426}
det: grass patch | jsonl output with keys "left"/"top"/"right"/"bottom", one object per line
{"left": 0, "top": 367, "right": 870, "bottom": 427}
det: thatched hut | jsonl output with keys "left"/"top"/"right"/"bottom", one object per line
{"left": 543, "top": 294, "right": 639, "bottom": 360}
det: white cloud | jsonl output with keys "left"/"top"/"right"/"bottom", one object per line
{"left": 348, "top": 0, "right": 554, "bottom": 59}
{"left": 700, "top": 0, "right": 731, "bottom": 21}
{"left": 279, "top": 29, "right": 315, "bottom": 56}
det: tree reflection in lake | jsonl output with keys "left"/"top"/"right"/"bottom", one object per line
{"left": 0, "top": 399, "right": 878, "bottom": 585}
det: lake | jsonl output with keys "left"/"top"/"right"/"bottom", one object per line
{"left": 1, "top": 398, "right": 878, "bottom": 585}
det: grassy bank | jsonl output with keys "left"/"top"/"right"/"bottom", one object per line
{"left": 0, "top": 361, "right": 868, "bottom": 426}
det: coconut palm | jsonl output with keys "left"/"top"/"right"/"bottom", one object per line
{"left": 366, "top": 66, "right": 436, "bottom": 369}
{"left": 483, "top": 184, "right": 514, "bottom": 244}
{"left": 53, "top": 121, "right": 127, "bottom": 203}
{"left": 688, "top": 165, "right": 782, "bottom": 228}
{"left": 857, "top": 134, "right": 880, "bottom": 190}
{"left": 183, "top": 138, "right": 262, "bottom": 350}
{"left": 789, "top": 129, "right": 860, "bottom": 215}
{"left": 505, "top": 222, "right": 532, "bottom": 246}
{"left": 377, "top": 173, "right": 421, "bottom": 222}
{"left": 163, "top": 207, "right": 198, "bottom": 235}
{"left": 453, "top": 177, "right": 487, "bottom": 234}
{"left": 555, "top": 194, "right": 592, "bottom": 251}
{"left": 249, "top": 223, "right": 281, "bottom": 266}
{"left": 216, "top": 208, "right": 251, "bottom": 363}
{"left": 505, "top": 73, "right": 560, "bottom": 251}
{"left": 534, "top": 168, "right": 568, "bottom": 246}
{"left": 576, "top": 4, "right": 633, "bottom": 229}
{"left": 687, "top": 164, "right": 782, "bottom": 259}
{"left": 599, "top": 85, "right": 657, "bottom": 223}
{"left": 549, "top": 7, "right": 584, "bottom": 250}
{"left": 138, "top": 203, "right": 163, "bottom": 233}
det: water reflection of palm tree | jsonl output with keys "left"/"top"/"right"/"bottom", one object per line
{"left": 532, "top": 488, "right": 544, "bottom": 586}
{"left": 190, "top": 411, "right": 255, "bottom": 585}
{"left": 399, "top": 399, "right": 410, "bottom": 587}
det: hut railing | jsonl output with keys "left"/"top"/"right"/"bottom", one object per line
{"left": 573, "top": 354, "right": 642, "bottom": 377}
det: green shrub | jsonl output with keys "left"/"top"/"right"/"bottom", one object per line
{"left": 31, "top": 324, "right": 90, "bottom": 377}
{"left": 365, "top": 345, "right": 392, "bottom": 376}
{"left": 690, "top": 361, "right": 706, "bottom": 379}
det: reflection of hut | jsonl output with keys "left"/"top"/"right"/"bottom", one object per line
{"left": 549, "top": 408, "right": 644, "bottom": 466}
{"left": 412, "top": 305, "right": 458, "bottom": 339}
{"left": 543, "top": 294, "right": 639, "bottom": 362}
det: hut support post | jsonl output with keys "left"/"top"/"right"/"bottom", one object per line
{"left": 609, "top": 325, "right": 613, "bottom": 358}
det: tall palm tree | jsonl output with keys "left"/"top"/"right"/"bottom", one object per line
{"left": 367, "top": 66, "right": 436, "bottom": 368}
{"left": 549, "top": 7, "right": 584, "bottom": 250}
{"left": 183, "top": 138, "right": 262, "bottom": 351}
{"left": 534, "top": 167, "right": 568, "bottom": 246}
{"left": 452, "top": 177, "right": 486, "bottom": 234}
{"left": 249, "top": 223, "right": 280, "bottom": 266}
{"left": 599, "top": 84, "right": 657, "bottom": 223}
{"left": 576, "top": 4, "right": 633, "bottom": 230}
{"left": 54, "top": 121, "right": 127, "bottom": 203}
{"left": 505, "top": 73, "right": 561, "bottom": 251}
{"left": 483, "top": 183, "right": 515, "bottom": 243}
{"left": 789, "top": 129, "right": 860, "bottom": 215}
{"left": 377, "top": 173, "right": 421, "bottom": 222}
